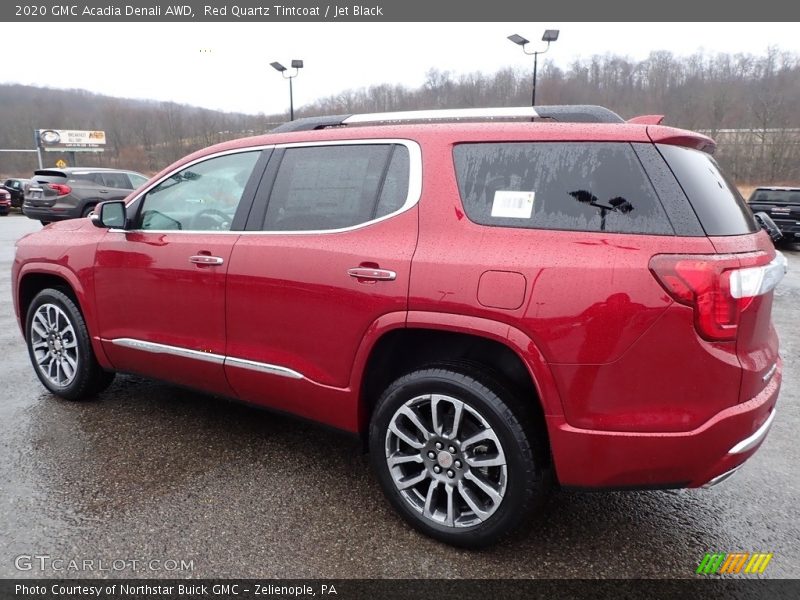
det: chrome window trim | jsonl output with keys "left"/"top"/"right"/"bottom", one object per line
{"left": 114, "top": 139, "right": 422, "bottom": 236}
{"left": 107, "top": 338, "right": 305, "bottom": 381}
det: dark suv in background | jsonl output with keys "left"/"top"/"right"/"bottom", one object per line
{"left": 747, "top": 186, "right": 800, "bottom": 244}
{"left": 22, "top": 167, "right": 147, "bottom": 224}
{"left": 2, "top": 178, "right": 30, "bottom": 208}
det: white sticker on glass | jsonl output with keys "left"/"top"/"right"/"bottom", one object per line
{"left": 491, "top": 191, "right": 535, "bottom": 219}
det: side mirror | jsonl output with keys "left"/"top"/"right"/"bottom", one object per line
{"left": 91, "top": 201, "right": 127, "bottom": 229}
{"left": 753, "top": 212, "right": 782, "bottom": 243}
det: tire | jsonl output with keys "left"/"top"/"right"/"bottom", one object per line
{"left": 81, "top": 205, "right": 95, "bottom": 218}
{"left": 369, "top": 366, "right": 548, "bottom": 548}
{"left": 25, "top": 289, "right": 115, "bottom": 400}
{"left": 39, "top": 221, "right": 51, "bottom": 226}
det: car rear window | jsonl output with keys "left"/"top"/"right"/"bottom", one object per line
{"left": 30, "top": 175, "right": 67, "bottom": 185}
{"left": 453, "top": 142, "right": 673, "bottom": 234}
{"left": 657, "top": 144, "right": 758, "bottom": 236}
{"left": 748, "top": 189, "right": 800, "bottom": 205}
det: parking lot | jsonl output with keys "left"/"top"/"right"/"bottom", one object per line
{"left": 0, "top": 213, "right": 798, "bottom": 579}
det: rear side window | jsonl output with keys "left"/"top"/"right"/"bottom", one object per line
{"left": 453, "top": 142, "right": 673, "bottom": 234}
{"left": 657, "top": 144, "right": 758, "bottom": 236}
{"left": 264, "top": 144, "right": 409, "bottom": 231}
{"left": 68, "top": 173, "right": 102, "bottom": 185}
{"left": 100, "top": 172, "right": 132, "bottom": 189}
{"left": 30, "top": 175, "right": 67, "bottom": 185}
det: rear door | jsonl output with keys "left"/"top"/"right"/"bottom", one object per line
{"left": 224, "top": 140, "right": 420, "bottom": 423}
{"left": 94, "top": 149, "right": 267, "bottom": 396}
{"left": 95, "top": 171, "right": 137, "bottom": 202}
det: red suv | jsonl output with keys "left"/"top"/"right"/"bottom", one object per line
{"left": 12, "top": 106, "right": 786, "bottom": 547}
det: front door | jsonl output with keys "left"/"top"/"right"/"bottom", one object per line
{"left": 93, "top": 150, "right": 264, "bottom": 396}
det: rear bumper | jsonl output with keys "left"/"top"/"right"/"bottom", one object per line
{"left": 22, "top": 203, "right": 80, "bottom": 221}
{"left": 547, "top": 358, "right": 781, "bottom": 489}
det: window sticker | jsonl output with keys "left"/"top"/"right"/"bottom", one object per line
{"left": 491, "top": 191, "right": 535, "bottom": 218}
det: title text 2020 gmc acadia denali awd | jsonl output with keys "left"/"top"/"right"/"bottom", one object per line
{"left": 12, "top": 106, "right": 786, "bottom": 547}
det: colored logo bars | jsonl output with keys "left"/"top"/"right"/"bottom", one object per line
{"left": 696, "top": 552, "right": 773, "bottom": 575}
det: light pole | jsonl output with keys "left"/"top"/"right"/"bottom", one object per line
{"left": 270, "top": 59, "right": 304, "bottom": 121}
{"left": 508, "top": 30, "right": 559, "bottom": 106}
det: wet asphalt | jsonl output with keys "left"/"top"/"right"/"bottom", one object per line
{"left": 0, "top": 213, "right": 798, "bottom": 579}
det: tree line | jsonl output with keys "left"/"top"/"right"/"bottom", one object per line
{"left": 1, "top": 48, "right": 798, "bottom": 182}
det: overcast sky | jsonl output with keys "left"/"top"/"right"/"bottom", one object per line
{"left": 3, "top": 22, "right": 799, "bottom": 116}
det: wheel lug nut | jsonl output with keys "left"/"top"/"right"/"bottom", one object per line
{"left": 427, "top": 451, "right": 436, "bottom": 459}
{"left": 435, "top": 442, "right": 443, "bottom": 450}
{"left": 448, "top": 445, "right": 456, "bottom": 453}
{"left": 455, "top": 460, "right": 462, "bottom": 469}
{"left": 447, "top": 470, "right": 455, "bottom": 478}
{"left": 433, "top": 466, "right": 442, "bottom": 474}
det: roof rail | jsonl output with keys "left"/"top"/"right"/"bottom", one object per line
{"left": 270, "top": 105, "right": 625, "bottom": 133}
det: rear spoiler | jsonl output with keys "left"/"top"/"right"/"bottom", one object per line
{"left": 628, "top": 115, "right": 665, "bottom": 125}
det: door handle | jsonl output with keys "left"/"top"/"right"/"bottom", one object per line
{"left": 189, "top": 255, "right": 224, "bottom": 266}
{"left": 347, "top": 267, "right": 396, "bottom": 281}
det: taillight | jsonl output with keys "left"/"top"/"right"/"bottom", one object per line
{"left": 48, "top": 183, "right": 72, "bottom": 196}
{"left": 649, "top": 252, "right": 786, "bottom": 342}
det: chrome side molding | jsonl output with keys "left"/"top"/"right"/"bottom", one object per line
{"left": 108, "top": 338, "right": 304, "bottom": 380}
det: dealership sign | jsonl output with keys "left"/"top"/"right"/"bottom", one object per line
{"left": 37, "top": 129, "right": 106, "bottom": 152}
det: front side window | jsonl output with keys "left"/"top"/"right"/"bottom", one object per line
{"left": 263, "top": 144, "right": 409, "bottom": 231}
{"left": 137, "top": 151, "right": 260, "bottom": 231}
{"left": 453, "top": 142, "right": 673, "bottom": 235}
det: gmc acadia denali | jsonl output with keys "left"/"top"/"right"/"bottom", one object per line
{"left": 13, "top": 106, "right": 786, "bottom": 547}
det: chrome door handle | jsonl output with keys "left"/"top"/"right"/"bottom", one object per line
{"left": 347, "top": 267, "right": 397, "bottom": 281}
{"left": 189, "top": 255, "right": 224, "bottom": 266}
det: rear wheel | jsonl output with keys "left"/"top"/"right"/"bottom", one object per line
{"left": 81, "top": 205, "right": 96, "bottom": 218}
{"left": 25, "top": 289, "right": 115, "bottom": 400}
{"left": 369, "top": 366, "right": 548, "bottom": 548}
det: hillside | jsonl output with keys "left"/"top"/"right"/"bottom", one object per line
{"left": 0, "top": 84, "right": 276, "bottom": 177}
{"left": 2, "top": 48, "right": 799, "bottom": 182}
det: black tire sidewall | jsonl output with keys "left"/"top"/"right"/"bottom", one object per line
{"left": 369, "top": 368, "right": 540, "bottom": 548}
{"left": 25, "top": 289, "right": 98, "bottom": 400}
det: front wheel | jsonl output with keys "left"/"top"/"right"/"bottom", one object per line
{"left": 369, "top": 367, "right": 548, "bottom": 548}
{"left": 25, "top": 289, "right": 115, "bottom": 400}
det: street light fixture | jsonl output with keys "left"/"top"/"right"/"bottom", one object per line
{"left": 508, "top": 29, "right": 559, "bottom": 107}
{"left": 271, "top": 59, "right": 304, "bottom": 121}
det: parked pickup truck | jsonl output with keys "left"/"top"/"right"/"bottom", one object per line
{"left": 747, "top": 186, "right": 800, "bottom": 244}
